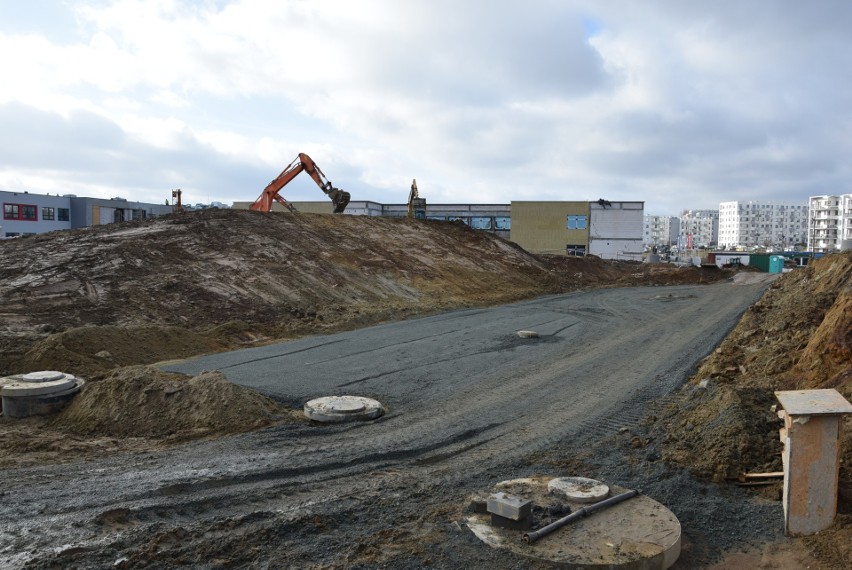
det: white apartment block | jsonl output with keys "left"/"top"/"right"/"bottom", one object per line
{"left": 808, "top": 194, "right": 852, "bottom": 253}
{"left": 718, "top": 201, "right": 807, "bottom": 250}
{"left": 678, "top": 210, "right": 718, "bottom": 249}
{"left": 643, "top": 215, "right": 680, "bottom": 247}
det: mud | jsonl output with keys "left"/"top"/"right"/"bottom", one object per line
{"left": 1, "top": 210, "right": 849, "bottom": 569}
{"left": 0, "top": 209, "right": 730, "bottom": 379}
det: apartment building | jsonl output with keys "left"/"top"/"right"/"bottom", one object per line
{"left": 808, "top": 194, "right": 852, "bottom": 253}
{"left": 643, "top": 215, "right": 680, "bottom": 248}
{"left": 679, "top": 210, "right": 719, "bottom": 249}
{"left": 718, "top": 200, "right": 807, "bottom": 250}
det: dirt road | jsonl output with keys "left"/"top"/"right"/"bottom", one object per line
{"left": 1, "top": 279, "right": 772, "bottom": 569}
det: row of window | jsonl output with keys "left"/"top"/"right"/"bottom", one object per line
{"left": 425, "top": 216, "right": 512, "bottom": 230}
{"left": 3, "top": 203, "right": 70, "bottom": 222}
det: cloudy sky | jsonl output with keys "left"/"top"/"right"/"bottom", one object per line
{"left": 1, "top": 1, "right": 850, "bottom": 215}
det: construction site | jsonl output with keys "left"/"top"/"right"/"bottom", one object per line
{"left": 1, "top": 203, "right": 851, "bottom": 569}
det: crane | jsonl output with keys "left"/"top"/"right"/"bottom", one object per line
{"left": 250, "top": 153, "right": 350, "bottom": 214}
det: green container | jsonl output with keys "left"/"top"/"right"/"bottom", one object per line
{"left": 750, "top": 254, "right": 785, "bottom": 273}
{"left": 750, "top": 254, "right": 771, "bottom": 272}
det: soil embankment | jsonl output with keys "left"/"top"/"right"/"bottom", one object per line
{"left": 0, "top": 209, "right": 728, "bottom": 465}
{"left": 0, "top": 208, "right": 725, "bottom": 380}
{"left": 2, "top": 209, "right": 849, "bottom": 568}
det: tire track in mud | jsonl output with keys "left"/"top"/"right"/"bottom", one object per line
{"left": 0, "top": 280, "right": 771, "bottom": 568}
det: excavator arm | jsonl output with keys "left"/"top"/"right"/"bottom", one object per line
{"left": 249, "top": 153, "right": 350, "bottom": 213}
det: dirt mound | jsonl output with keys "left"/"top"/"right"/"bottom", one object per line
{"left": 0, "top": 366, "right": 300, "bottom": 468}
{"left": 656, "top": 252, "right": 852, "bottom": 484}
{"left": 52, "top": 366, "right": 300, "bottom": 439}
{"left": 0, "top": 209, "right": 730, "bottom": 377}
{"left": 662, "top": 385, "right": 782, "bottom": 481}
{"left": 14, "top": 325, "right": 227, "bottom": 379}
{"left": 541, "top": 254, "right": 733, "bottom": 288}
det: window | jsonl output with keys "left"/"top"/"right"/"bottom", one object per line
{"left": 469, "top": 217, "right": 492, "bottom": 230}
{"left": 3, "top": 203, "right": 37, "bottom": 221}
{"left": 58, "top": 208, "right": 70, "bottom": 221}
{"left": 567, "top": 215, "right": 587, "bottom": 230}
{"left": 42, "top": 207, "right": 55, "bottom": 220}
{"left": 494, "top": 216, "right": 511, "bottom": 230}
{"left": 566, "top": 244, "right": 586, "bottom": 256}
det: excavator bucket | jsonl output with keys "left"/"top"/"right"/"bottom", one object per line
{"left": 331, "top": 189, "right": 350, "bottom": 214}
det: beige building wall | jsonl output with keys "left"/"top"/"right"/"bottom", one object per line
{"left": 510, "top": 201, "right": 590, "bottom": 254}
{"left": 231, "top": 201, "right": 334, "bottom": 214}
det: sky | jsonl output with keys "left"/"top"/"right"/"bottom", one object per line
{"left": 1, "top": 1, "right": 850, "bottom": 216}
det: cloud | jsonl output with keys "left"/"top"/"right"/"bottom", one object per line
{"left": 0, "top": 0, "right": 850, "bottom": 214}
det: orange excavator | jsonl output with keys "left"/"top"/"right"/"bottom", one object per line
{"left": 249, "top": 153, "right": 350, "bottom": 213}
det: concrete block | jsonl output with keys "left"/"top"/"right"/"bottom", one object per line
{"left": 469, "top": 495, "right": 489, "bottom": 514}
{"left": 487, "top": 492, "right": 532, "bottom": 521}
{"left": 490, "top": 512, "right": 532, "bottom": 531}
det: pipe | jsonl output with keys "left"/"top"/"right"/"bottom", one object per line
{"left": 522, "top": 489, "right": 641, "bottom": 544}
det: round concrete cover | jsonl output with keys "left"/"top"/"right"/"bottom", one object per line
{"left": 22, "top": 371, "right": 67, "bottom": 383}
{"left": 548, "top": 476, "right": 610, "bottom": 503}
{"left": 467, "top": 476, "right": 681, "bottom": 569}
{"left": 304, "top": 396, "right": 383, "bottom": 423}
{"left": 1, "top": 377, "right": 76, "bottom": 397}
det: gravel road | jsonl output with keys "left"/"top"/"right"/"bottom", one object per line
{"left": 1, "top": 280, "right": 777, "bottom": 569}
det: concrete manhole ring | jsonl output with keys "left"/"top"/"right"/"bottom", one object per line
{"left": 517, "top": 330, "right": 539, "bottom": 338}
{"left": 0, "top": 376, "right": 77, "bottom": 397}
{"left": 21, "top": 371, "right": 67, "bottom": 383}
{"left": 304, "top": 395, "right": 384, "bottom": 423}
{"left": 466, "top": 476, "right": 681, "bottom": 569}
{"left": 548, "top": 476, "right": 610, "bottom": 503}
{"left": 1, "top": 371, "right": 84, "bottom": 418}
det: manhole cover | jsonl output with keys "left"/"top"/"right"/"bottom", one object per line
{"left": 1, "top": 375, "right": 77, "bottom": 397}
{"left": 304, "top": 396, "right": 384, "bottom": 423}
{"left": 548, "top": 476, "right": 610, "bottom": 503}
{"left": 22, "top": 371, "right": 67, "bottom": 383}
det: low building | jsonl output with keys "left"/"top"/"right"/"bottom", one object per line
{"left": 1, "top": 191, "right": 72, "bottom": 237}
{"left": 232, "top": 200, "right": 513, "bottom": 240}
{"left": 1, "top": 190, "right": 173, "bottom": 238}
{"left": 588, "top": 200, "right": 644, "bottom": 261}
{"left": 510, "top": 200, "right": 644, "bottom": 260}
{"left": 235, "top": 198, "right": 644, "bottom": 260}
{"left": 509, "top": 201, "right": 590, "bottom": 255}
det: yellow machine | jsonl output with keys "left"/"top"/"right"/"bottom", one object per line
{"left": 407, "top": 179, "right": 426, "bottom": 219}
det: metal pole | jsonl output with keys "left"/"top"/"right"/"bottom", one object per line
{"left": 523, "top": 489, "right": 641, "bottom": 545}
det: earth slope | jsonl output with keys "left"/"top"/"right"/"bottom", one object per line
{"left": 0, "top": 208, "right": 723, "bottom": 377}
